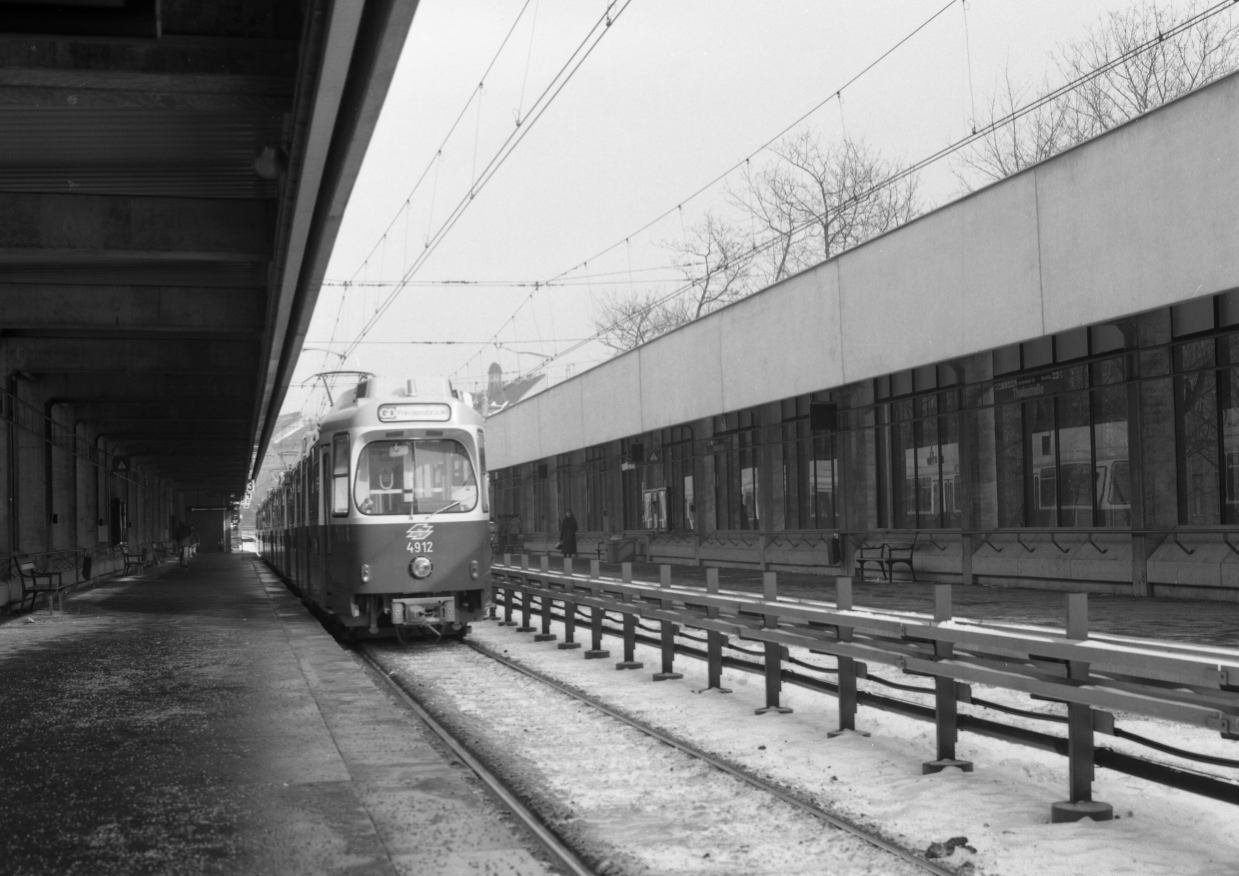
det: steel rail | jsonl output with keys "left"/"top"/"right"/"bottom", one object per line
{"left": 354, "top": 645, "right": 597, "bottom": 876}
{"left": 463, "top": 638, "right": 958, "bottom": 876}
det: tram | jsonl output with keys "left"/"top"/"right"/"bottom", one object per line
{"left": 256, "top": 376, "right": 490, "bottom": 639}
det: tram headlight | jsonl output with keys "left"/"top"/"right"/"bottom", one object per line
{"left": 409, "top": 556, "right": 433, "bottom": 579}
{"left": 470, "top": 560, "right": 479, "bottom": 579}
{"left": 360, "top": 563, "right": 371, "bottom": 584}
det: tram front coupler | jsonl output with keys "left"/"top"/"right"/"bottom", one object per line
{"left": 391, "top": 596, "right": 457, "bottom": 632}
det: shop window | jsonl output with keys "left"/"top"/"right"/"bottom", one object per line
{"left": 1172, "top": 298, "right": 1215, "bottom": 337}
{"left": 878, "top": 389, "right": 960, "bottom": 530}
{"left": 1055, "top": 328, "right": 1088, "bottom": 362}
{"left": 781, "top": 399, "right": 838, "bottom": 531}
{"left": 713, "top": 410, "right": 760, "bottom": 530}
{"left": 1174, "top": 331, "right": 1239, "bottom": 524}
{"left": 1023, "top": 336, "right": 1053, "bottom": 369}
{"left": 994, "top": 344, "right": 1021, "bottom": 376}
{"left": 994, "top": 358, "right": 1129, "bottom": 529}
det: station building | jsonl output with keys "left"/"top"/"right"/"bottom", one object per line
{"left": 487, "top": 68, "right": 1239, "bottom": 602}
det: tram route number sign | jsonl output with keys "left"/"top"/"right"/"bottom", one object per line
{"left": 993, "top": 369, "right": 1066, "bottom": 404}
{"left": 406, "top": 522, "right": 434, "bottom": 554}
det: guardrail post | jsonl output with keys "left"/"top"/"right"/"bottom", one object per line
{"left": 653, "top": 564, "right": 682, "bottom": 681}
{"left": 755, "top": 572, "right": 792, "bottom": 714}
{"left": 558, "top": 561, "right": 583, "bottom": 650}
{"left": 517, "top": 557, "right": 543, "bottom": 632}
{"left": 584, "top": 556, "right": 609, "bottom": 659}
{"left": 499, "top": 556, "right": 525, "bottom": 626}
{"left": 703, "top": 567, "right": 731, "bottom": 693}
{"left": 828, "top": 576, "right": 868, "bottom": 737}
{"left": 535, "top": 559, "right": 565, "bottom": 642}
{"left": 616, "top": 561, "right": 643, "bottom": 670}
{"left": 535, "top": 593, "right": 557, "bottom": 642}
{"left": 1052, "top": 593, "right": 1113, "bottom": 823}
{"left": 923, "top": 585, "right": 973, "bottom": 774}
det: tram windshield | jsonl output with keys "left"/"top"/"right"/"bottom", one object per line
{"left": 354, "top": 438, "right": 478, "bottom": 515}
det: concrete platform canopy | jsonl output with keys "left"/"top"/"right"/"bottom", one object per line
{"left": 0, "top": 1, "right": 420, "bottom": 602}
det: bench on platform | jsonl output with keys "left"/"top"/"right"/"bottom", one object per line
{"left": 15, "top": 555, "right": 73, "bottom": 613}
{"left": 121, "top": 546, "right": 147, "bottom": 577}
{"left": 856, "top": 543, "right": 888, "bottom": 581}
{"left": 855, "top": 538, "right": 917, "bottom": 583}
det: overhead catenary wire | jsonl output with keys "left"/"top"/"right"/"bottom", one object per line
{"left": 496, "top": 0, "right": 1239, "bottom": 387}
{"left": 450, "top": 0, "right": 961, "bottom": 379}
{"left": 342, "top": 0, "right": 535, "bottom": 285}
{"left": 338, "top": 0, "right": 637, "bottom": 362}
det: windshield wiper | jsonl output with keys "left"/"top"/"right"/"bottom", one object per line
{"left": 433, "top": 500, "right": 463, "bottom": 515}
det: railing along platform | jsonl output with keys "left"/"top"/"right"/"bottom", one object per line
{"left": 490, "top": 554, "right": 1239, "bottom": 824}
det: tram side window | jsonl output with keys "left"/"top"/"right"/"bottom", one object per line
{"left": 355, "top": 439, "right": 477, "bottom": 515}
{"left": 332, "top": 433, "right": 350, "bottom": 516}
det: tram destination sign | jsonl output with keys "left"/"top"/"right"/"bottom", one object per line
{"left": 993, "top": 369, "right": 1066, "bottom": 404}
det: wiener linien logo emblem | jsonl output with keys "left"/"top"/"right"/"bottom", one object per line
{"left": 406, "top": 523, "right": 434, "bottom": 541}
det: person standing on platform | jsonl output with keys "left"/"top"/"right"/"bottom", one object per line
{"left": 175, "top": 521, "right": 192, "bottom": 567}
{"left": 559, "top": 510, "right": 578, "bottom": 559}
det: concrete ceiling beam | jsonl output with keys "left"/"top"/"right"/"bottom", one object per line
{"left": 0, "top": 193, "right": 272, "bottom": 258}
{"left": 69, "top": 402, "right": 252, "bottom": 421}
{"left": 0, "top": 285, "right": 264, "bottom": 332}
{"left": 46, "top": 373, "right": 255, "bottom": 402}
{"left": 5, "top": 337, "right": 259, "bottom": 373}
{"left": 0, "top": 36, "right": 299, "bottom": 78}
{"left": 0, "top": 69, "right": 294, "bottom": 112}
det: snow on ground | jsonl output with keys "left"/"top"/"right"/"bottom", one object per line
{"left": 466, "top": 616, "right": 1239, "bottom": 876}
{"left": 380, "top": 642, "right": 929, "bottom": 876}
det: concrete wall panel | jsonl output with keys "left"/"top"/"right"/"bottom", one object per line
{"left": 580, "top": 350, "right": 642, "bottom": 448}
{"left": 637, "top": 313, "right": 724, "bottom": 429}
{"left": 492, "top": 394, "right": 542, "bottom": 470}
{"left": 719, "top": 264, "right": 842, "bottom": 411}
{"left": 838, "top": 204, "right": 964, "bottom": 383}
{"left": 536, "top": 379, "right": 585, "bottom": 461}
{"left": 960, "top": 172, "right": 1045, "bottom": 349}
{"left": 1037, "top": 80, "right": 1239, "bottom": 331}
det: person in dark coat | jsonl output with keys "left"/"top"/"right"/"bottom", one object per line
{"left": 559, "top": 510, "right": 578, "bottom": 558}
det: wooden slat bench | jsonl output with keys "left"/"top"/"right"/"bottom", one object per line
{"left": 856, "top": 543, "right": 889, "bottom": 581}
{"left": 121, "top": 546, "right": 147, "bottom": 577}
{"left": 15, "top": 555, "right": 74, "bottom": 613}
{"left": 855, "top": 538, "right": 918, "bottom": 582}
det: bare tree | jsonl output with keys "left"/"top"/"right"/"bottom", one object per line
{"left": 953, "top": 69, "right": 1074, "bottom": 185}
{"left": 1059, "top": 0, "right": 1239, "bottom": 137}
{"left": 594, "top": 135, "right": 920, "bottom": 352}
{"left": 592, "top": 287, "right": 684, "bottom": 353}
{"left": 737, "top": 132, "right": 920, "bottom": 282}
{"left": 594, "top": 212, "right": 754, "bottom": 352}
{"left": 958, "top": 0, "right": 1239, "bottom": 188}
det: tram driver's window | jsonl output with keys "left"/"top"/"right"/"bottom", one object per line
{"left": 354, "top": 439, "right": 478, "bottom": 515}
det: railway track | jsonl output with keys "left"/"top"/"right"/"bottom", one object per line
{"left": 359, "top": 637, "right": 959, "bottom": 876}
{"left": 354, "top": 644, "right": 593, "bottom": 876}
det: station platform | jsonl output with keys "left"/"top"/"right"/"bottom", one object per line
{"left": 0, "top": 554, "right": 548, "bottom": 876}
{"left": 521, "top": 558, "right": 1239, "bottom": 647}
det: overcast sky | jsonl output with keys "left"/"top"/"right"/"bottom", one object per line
{"left": 285, "top": 0, "right": 1224, "bottom": 418}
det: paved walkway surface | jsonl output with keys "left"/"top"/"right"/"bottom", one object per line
{"left": 508, "top": 558, "right": 1239, "bottom": 648}
{"left": 0, "top": 554, "right": 551, "bottom": 876}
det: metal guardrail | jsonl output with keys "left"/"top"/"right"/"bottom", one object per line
{"left": 490, "top": 555, "right": 1239, "bottom": 822}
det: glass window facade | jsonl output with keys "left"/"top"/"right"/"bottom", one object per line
{"left": 1174, "top": 332, "right": 1239, "bottom": 525}
{"left": 781, "top": 397, "right": 838, "bottom": 530}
